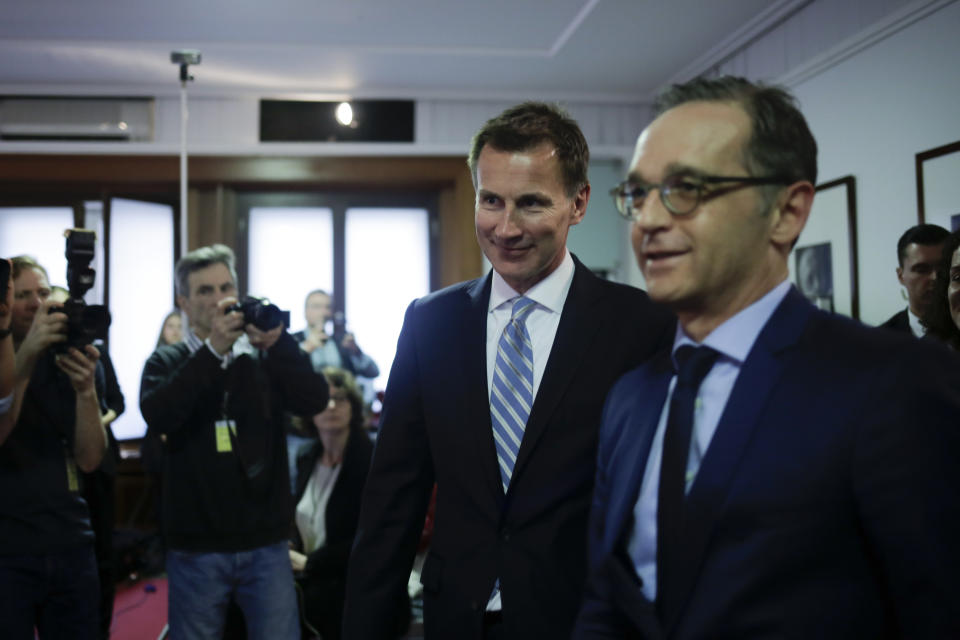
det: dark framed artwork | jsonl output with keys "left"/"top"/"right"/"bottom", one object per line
{"left": 791, "top": 175, "right": 859, "bottom": 319}
{"left": 916, "top": 140, "right": 960, "bottom": 228}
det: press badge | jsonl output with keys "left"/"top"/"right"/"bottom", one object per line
{"left": 215, "top": 419, "right": 237, "bottom": 453}
{"left": 65, "top": 457, "right": 79, "bottom": 492}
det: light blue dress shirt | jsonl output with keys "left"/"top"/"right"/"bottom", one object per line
{"left": 628, "top": 279, "right": 792, "bottom": 601}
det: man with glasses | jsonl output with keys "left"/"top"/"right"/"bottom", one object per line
{"left": 344, "top": 102, "right": 672, "bottom": 639}
{"left": 574, "top": 77, "right": 960, "bottom": 638}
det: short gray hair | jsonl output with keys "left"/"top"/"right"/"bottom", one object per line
{"left": 175, "top": 244, "right": 238, "bottom": 297}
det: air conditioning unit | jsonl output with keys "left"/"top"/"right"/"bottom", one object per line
{"left": 0, "top": 96, "right": 154, "bottom": 141}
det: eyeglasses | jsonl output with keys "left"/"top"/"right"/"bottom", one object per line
{"left": 610, "top": 173, "right": 791, "bottom": 219}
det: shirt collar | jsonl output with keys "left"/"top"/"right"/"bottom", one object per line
{"left": 672, "top": 279, "right": 793, "bottom": 367}
{"left": 183, "top": 322, "right": 205, "bottom": 354}
{"left": 488, "top": 249, "right": 574, "bottom": 314}
{"left": 907, "top": 307, "right": 927, "bottom": 337}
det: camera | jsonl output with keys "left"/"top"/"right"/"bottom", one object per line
{"left": 227, "top": 296, "right": 289, "bottom": 331}
{"left": 56, "top": 229, "right": 111, "bottom": 351}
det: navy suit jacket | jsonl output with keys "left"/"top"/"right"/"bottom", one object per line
{"left": 879, "top": 308, "right": 912, "bottom": 335}
{"left": 343, "top": 256, "right": 673, "bottom": 639}
{"left": 575, "top": 287, "right": 960, "bottom": 639}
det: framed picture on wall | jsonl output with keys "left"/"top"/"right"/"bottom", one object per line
{"left": 916, "top": 140, "right": 960, "bottom": 229}
{"left": 790, "top": 175, "right": 859, "bottom": 319}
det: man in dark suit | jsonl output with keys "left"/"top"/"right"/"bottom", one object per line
{"left": 879, "top": 224, "right": 948, "bottom": 336}
{"left": 575, "top": 76, "right": 960, "bottom": 639}
{"left": 343, "top": 102, "right": 672, "bottom": 639}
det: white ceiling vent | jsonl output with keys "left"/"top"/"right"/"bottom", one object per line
{"left": 0, "top": 97, "right": 153, "bottom": 141}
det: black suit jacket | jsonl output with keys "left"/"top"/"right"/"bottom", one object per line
{"left": 575, "top": 288, "right": 960, "bottom": 639}
{"left": 343, "top": 256, "right": 673, "bottom": 639}
{"left": 880, "top": 308, "right": 913, "bottom": 335}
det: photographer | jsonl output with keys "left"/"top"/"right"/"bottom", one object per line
{"left": 0, "top": 256, "right": 105, "bottom": 640}
{"left": 140, "top": 244, "right": 328, "bottom": 640}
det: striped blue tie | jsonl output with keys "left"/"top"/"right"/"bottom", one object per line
{"left": 491, "top": 296, "right": 536, "bottom": 491}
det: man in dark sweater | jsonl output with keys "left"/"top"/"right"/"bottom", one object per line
{"left": 140, "top": 244, "right": 328, "bottom": 640}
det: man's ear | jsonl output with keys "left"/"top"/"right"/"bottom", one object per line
{"left": 570, "top": 183, "right": 590, "bottom": 226}
{"left": 175, "top": 295, "right": 187, "bottom": 311}
{"left": 896, "top": 266, "right": 905, "bottom": 286}
{"left": 770, "top": 181, "right": 815, "bottom": 249}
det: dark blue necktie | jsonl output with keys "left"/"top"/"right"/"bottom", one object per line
{"left": 656, "top": 345, "right": 719, "bottom": 610}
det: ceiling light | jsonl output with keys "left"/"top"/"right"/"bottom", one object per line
{"left": 335, "top": 101, "right": 353, "bottom": 126}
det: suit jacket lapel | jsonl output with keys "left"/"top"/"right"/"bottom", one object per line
{"left": 660, "top": 288, "right": 815, "bottom": 633}
{"left": 605, "top": 353, "right": 673, "bottom": 552}
{"left": 510, "top": 258, "right": 603, "bottom": 486}
{"left": 463, "top": 274, "right": 506, "bottom": 504}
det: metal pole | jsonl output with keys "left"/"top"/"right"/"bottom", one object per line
{"left": 179, "top": 79, "right": 188, "bottom": 256}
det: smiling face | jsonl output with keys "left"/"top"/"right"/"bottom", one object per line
{"left": 628, "top": 101, "right": 799, "bottom": 332}
{"left": 474, "top": 143, "right": 588, "bottom": 294}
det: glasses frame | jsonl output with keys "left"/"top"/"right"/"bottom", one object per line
{"left": 610, "top": 173, "right": 792, "bottom": 219}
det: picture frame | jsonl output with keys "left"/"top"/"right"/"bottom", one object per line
{"left": 790, "top": 175, "right": 859, "bottom": 319}
{"left": 916, "top": 140, "right": 960, "bottom": 230}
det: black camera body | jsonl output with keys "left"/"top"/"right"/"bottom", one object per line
{"left": 56, "top": 229, "right": 110, "bottom": 351}
{"left": 227, "top": 296, "right": 289, "bottom": 331}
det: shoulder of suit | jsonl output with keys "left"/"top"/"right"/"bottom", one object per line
{"left": 799, "top": 307, "right": 952, "bottom": 374}
{"left": 412, "top": 275, "right": 487, "bottom": 309}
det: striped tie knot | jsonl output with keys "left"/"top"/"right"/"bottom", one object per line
{"left": 511, "top": 296, "right": 536, "bottom": 323}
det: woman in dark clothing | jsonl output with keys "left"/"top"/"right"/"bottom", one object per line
{"left": 290, "top": 367, "right": 372, "bottom": 640}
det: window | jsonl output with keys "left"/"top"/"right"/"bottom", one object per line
{"left": 108, "top": 199, "right": 175, "bottom": 440}
{"left": 0, "top": 207, "right": 74, "bottom": 282}
{"left": 247, "top": 206, "right": 334, "bottom": 330}
{"left": 0, "top": 200, "right": 175, "bottom": 440}
{"left": 345, "top": 207, "right": 430, "bottom": 393}
{"left": 240, "top": 193, "right": 436, "bottom": 398}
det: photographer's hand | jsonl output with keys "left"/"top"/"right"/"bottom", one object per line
{"left": 15, "top": 300, "right": 68, "bottom": 376}
{"left": 299, "top": 328, "right": 323, "bottom": 353}
{"left": 341, "top": 332, "right": 361, "bottom": 355}
{"left": 55, "top": 344, "right": 100, "bottom": 394}
{"left": 247, "top": 323, "right": 283, "bottom": 351}
{"left": 208, "top": 297, "right": 244, "bottom": 356}
{"left": 56, "top": 344, "right": 106, "bottom": 472}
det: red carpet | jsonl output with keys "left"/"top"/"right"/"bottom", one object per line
{"left": 110, "top": 576, "right": 168, "bottom": 640}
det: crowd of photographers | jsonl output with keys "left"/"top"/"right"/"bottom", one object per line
{"left": 0, "top": 242, "right": 382, "bottom": 639}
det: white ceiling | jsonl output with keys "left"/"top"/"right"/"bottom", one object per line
{"left": 0, "top": 0, "right": 808, "bottom": 101}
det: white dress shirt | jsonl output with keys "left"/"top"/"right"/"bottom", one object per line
{"left": 484, "top": 249, "right": 575, "bottom": 610}
{"left": 628, "top": 279, "right": 792, "bottom": 601}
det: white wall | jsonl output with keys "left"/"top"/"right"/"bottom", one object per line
{"left": 617, "top": 0, "right": 960, "bottom": 323}
{"left": 787, "top": 0, "right": 960, "bottom": 324}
